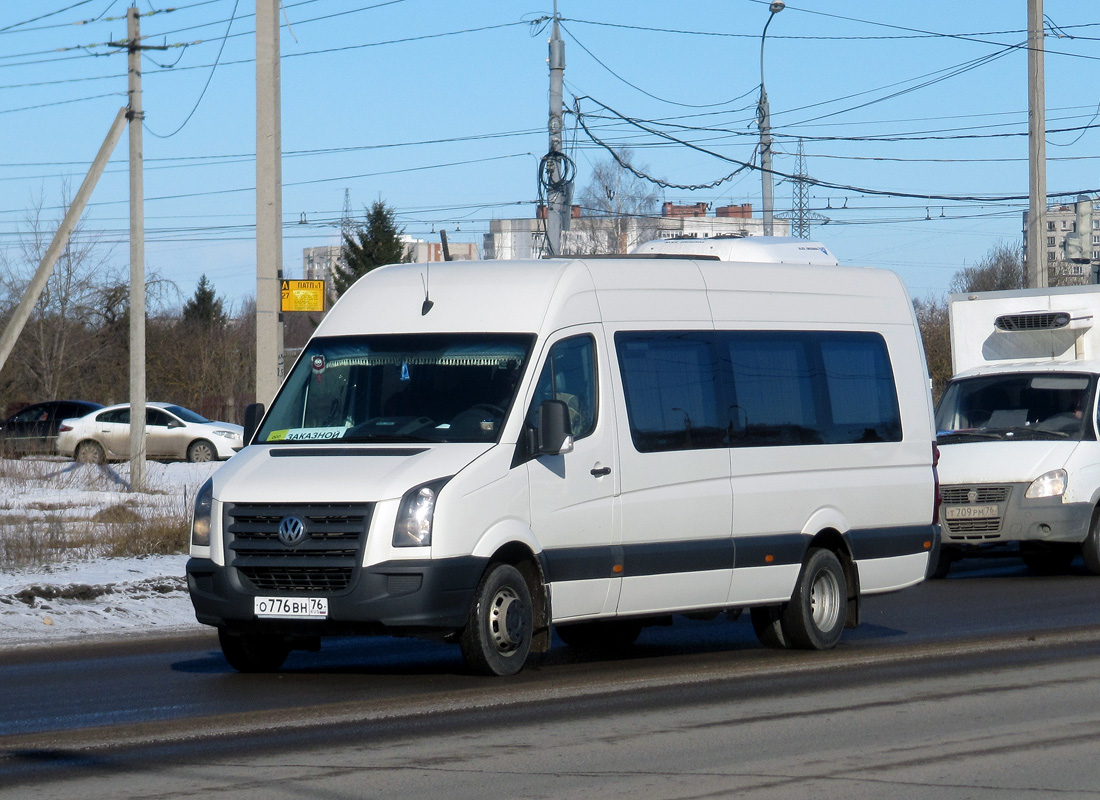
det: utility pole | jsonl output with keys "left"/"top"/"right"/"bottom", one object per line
{"left": 124, "top": 8, "right": 160, "bottom": 491}
{"left": 544, "top": 2, "right": 571, "bottom": 257}
{"left": 758, "top": 1, "right": 784, "bottom": 238}
{"left": 256, "top": 0, "right": 284, "bottom": 405}
{"left": 1027, "top": 0, "right": 1048, "bottom": 288}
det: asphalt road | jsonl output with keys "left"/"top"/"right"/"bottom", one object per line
{"left": 2, "top": 557, "right": 1099, "bottom": 798}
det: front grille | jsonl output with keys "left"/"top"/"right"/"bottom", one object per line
{"left": 941, "top": 486, "right": 1009, "bottom": 504}
{"left": 225, "top": 502, "right": 372, "bottom": 593}
{"left": 940, "top": 483, "right": 1007, "bottom": 540}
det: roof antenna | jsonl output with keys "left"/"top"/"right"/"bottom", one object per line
{"left": 421, "top": 267, "right": 434, "bottom": 316}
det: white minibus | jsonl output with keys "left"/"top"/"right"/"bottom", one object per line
{"left": 187, "top": 242, "right": 939, "bottom": 675}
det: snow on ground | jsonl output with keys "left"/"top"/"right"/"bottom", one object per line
{"left": 0, "top": 458, "right": 219, "bottom": 649}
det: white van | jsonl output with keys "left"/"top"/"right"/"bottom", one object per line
{"left": 187, "top": 246, "right": 939, "bottom": 675}
{"left": 934, "top": 284, "right": 1100, "bottom": 576}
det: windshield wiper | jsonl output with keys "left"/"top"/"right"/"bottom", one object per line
{"left": 938, "top": 430, "right": 1006, "bottom": 441}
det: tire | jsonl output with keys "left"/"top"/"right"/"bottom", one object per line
{"left": 556, "top": 620, "right": 643, "bottom": 652}
{"left": 187, "top": 439, "right": 216, "bottom": 463}
{"left": 1083, "top": 511, "right": 1100, "bottom": 575}
{"left": 75, "top": 440, "right": 106, "bottom": 465}
{"left": 780, "top": 547, "right": 847, "bottom": 651}
{"left": 459, "top": 563, "right": 533, "bottom": 676}
{"left": 750, "top": 605, "right": 789, "bottom": 649}
{"left": 218, "top": 628, "right": 290, "bottom": 673}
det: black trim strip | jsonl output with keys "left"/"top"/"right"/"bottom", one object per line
{"left": 846, "top": 525, "right": 936, "bottom": 560}
{"left": 543, "top": 525, "right": 936, "bottom": 583}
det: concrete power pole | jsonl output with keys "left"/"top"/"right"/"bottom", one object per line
{"left": 544, "top": 4, "right": 571, "bottom": 257}
{"left": 256, "top": 0, "right": 284, "bottom": 405}
{"left": 1027, "top": 0, "right": 1048, "bottom": 288}
{"left": 126, "top": 7, "right": 148, "bottom": 491}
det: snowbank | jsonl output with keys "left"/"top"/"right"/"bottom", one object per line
{"left": 0, "top": 458, "right": 218, "bottom": 648}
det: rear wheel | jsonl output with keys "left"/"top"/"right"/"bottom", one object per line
{"left": 75, "top": 440, "right": 105, "bottom": 465}
{"left": 556, "top": 620, "right": 643, "bottom": 653}
{"left": 781, "top": 547, "right": 847, "bottom": 650}
{"left": 187, "top": 439, "right": 216, "bottom": 463}
{"left": 218, "top": 629, "right": 290, "bottom": 672}
{"left": 459, "top": 563, "right": 533, "bottom": 676}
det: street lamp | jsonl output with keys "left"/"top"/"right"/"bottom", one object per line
{"left": 758, "top": 0, "right": 784, "bottom": 237}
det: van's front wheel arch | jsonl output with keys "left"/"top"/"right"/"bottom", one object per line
{"left": 459, "top": 562, "right": 534, "bottom": 676}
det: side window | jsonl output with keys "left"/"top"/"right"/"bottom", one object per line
{"left": 615, "top": 331, "right": 724, "bottom": 452}
{"left": 100, "top": 408, "right": 130, "bottom": 425}
{"left": 146, "top": 409, "right": 169, "bottom": 427}
{"left": 11, "top": 405, "right": 47, "bottom": 424}
{"left": 721, "top": 331, "right": 901, "bottom": 447}
{"left": 527, "top": 335, "right": 597, "bottom": 440}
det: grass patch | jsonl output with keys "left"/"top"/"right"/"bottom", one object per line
{"left": 0, "top": 462, "right": 198, "bottom": 569}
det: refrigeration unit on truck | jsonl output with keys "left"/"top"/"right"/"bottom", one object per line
{"left": 934, "top": 284, "right": 1100, "bottom": 577}
{"left": 187, "top": 237, "right": 939, "bottom": 675}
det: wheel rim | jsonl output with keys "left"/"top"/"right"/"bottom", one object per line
{"left": 488, "top": 586, "right": 526, "bottom": 655}
{"left": 191, "top": 444, "right": 213, "bottom": 462}
{"left": 809, "top": 569, "right": 841, "bottom": 632}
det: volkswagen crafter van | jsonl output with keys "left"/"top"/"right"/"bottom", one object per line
{"left": 187, "top": 240, "right": 940, "bottom": 675}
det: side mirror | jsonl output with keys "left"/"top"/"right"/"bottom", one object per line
{"left": 536, "top": 399, "right": 574, "bottom": 456}
{"left": 243, "top": 402, "right": 265, "bottom": 445}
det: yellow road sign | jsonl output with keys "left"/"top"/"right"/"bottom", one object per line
{"left": 280, "top": 280, "right": 325, "bottom": 312}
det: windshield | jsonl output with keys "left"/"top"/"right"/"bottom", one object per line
{"left": 257, "top": 333, "right": 534, "bottom": 445}
{"left": 935, "top": 372, "right": 1096, "bottom": 442}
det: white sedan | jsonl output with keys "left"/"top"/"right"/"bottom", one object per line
{"left": 57, "top": 402, "right": 244, "bottom": 464}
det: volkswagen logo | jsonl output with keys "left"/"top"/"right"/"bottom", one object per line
{"left": 278, "top": 515, "right": 307, "bottom": 547}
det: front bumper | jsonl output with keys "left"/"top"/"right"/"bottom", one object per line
{"left": 186, "top": 555, "right": 487, "bottom": 637}
{"left": 940, "top": 482, "right": 1093, "bottom": 548}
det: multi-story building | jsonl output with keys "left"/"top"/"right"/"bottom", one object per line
{"left": 1022, "top": 199, "right": 1100, "bottom": 281}
{"left": 483, "top": 203, "right": 788, "bottom": 260}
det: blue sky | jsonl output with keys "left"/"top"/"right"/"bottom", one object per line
{"left": 1, "top": 0, "right": 1098, "bottom": 309}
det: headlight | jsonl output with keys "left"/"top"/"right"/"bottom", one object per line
{"left": 393, "top": 477, "right": 451, "bottom": 547}
{"left": 213, "top": 430, "right": 240, "bottom": 440}
{"left": 191, "top": 477, "right": 213, "bottom": 546}
{"left": 1026, "top": 469, "right": 1067, "bottom": 499}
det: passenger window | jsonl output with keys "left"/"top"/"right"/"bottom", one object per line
{"left": 615, "top": 332, "right": 724, "bottom": 452}
{"left": 527, "top": 335, "right": 597, "bottom": 439}
{"left": 146, "top": 409, "right": 169, "bottom": 427}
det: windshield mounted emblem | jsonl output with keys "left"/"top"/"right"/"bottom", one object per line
{"left": 278, "top": 515, "right": 307, "bottom": 547}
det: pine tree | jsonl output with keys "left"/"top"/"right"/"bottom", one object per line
{"left": 333, "top": 200, "right": 409, "bottom": 297}
{"left": 182, "top": 274, "right": 226, "bottom": 327}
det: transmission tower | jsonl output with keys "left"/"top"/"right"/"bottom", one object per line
{"left": 778, "top": 138, "right": 827, "bottom": 238}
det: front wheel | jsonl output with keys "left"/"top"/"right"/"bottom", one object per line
{"left": 187, "top": 439, "right": 216, "bottom": 463}
{"left": 218, "top": 629, "right": 290, "bottom": 672}
{"left": 459, "top": 563, "right": 533, "bottom": 676}
{"left": 1082, "top": 511, "right": 1100, "bottom": 575}
{"left": 781, "top": 548, "right": 847, "bottom": 650}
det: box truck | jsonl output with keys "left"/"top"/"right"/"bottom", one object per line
{"left": 934, "top": 284, "right": 1100, "bottom": 576}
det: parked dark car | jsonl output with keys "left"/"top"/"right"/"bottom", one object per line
{"left": 0, "top": 400, "right": 104, "bottom": 457}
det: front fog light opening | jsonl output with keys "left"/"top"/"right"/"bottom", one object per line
{"left": 394, "top": 478, "right": 451, "bottom": 547}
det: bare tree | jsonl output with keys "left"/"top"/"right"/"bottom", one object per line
{"left": 571, "top": 148, "right": 660, "bottom": 255}
{"left": 0, "top": 191, "right": 118, "bottom": 402}
{"left": 949, "top": 242, "right": 1026, "bottom": 294}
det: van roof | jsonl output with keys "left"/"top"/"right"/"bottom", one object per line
{"left": 315, "top": 256, "right": 910, "bottom": 339}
